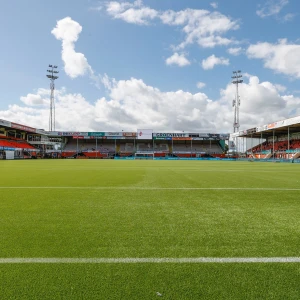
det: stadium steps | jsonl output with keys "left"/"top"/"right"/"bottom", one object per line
{"left": 291, "top": 152, "right": 300, "bottom": 159}
{"left": 264, "top": 152, "right": 273, "bottom": 159}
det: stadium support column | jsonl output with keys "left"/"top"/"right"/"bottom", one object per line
{"left": 76, "top": 138, "right": 78, "bottom": 156}
{"left": 288, "top": 127, "right": 290, "bottom": 155}
{"left": 251, "top": 134, "right": 252, "bottom": 157}
{"left": 46, "top": 65, "right": 59, "bottom": 131}
{"left": 96, "top": 138, "right": 98, "bottom": 159}
{"left": 152, "top": 138, "right": 154, "bottom": 154}
{"left": 273, "top": 130, "right": 275, "bottom": 160}
{"left": 260, "top": 132, "right": 262, "bottom": 159}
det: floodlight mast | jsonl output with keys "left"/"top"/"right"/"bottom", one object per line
{"left": 46, "top": 65, "right": 59, "bottom": 131}
{"left": 232, "top": 70, "right": 243, "bottom": 133}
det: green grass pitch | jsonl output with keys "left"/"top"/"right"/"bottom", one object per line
{"left": 0, "top": 160, "right": 300, "bottom": 299}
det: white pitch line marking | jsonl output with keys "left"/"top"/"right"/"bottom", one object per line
{"left": 0, "top": 187, "right": 300, "bottom": 191}
{"left": 0, "top": 257, "right": 300, "bottom": 264}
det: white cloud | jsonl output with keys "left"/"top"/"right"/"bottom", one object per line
{"left": 89, "top": 6, "right": 102, "bottom": 11}
{"left": 2, "top": 76, "right": 299, "bottom": 133}
{"left": 160, "top": 9, "right": 239, "bottom": 49}
{"left": 281, "top": 13, "right": 295, "bottom": 22}
{"left": 196, "top": 82, "right": 206, "bottom": 89}
{"left": 20, "top": 93, "right": 47, "bottom": 106}
{"left": 106, "top": 0, "right": 158, "bottom": 25}
{"left": 51, "top": 17, "right": 93, "bottom": 78}
{"left": 227, "top": 47, "right": 243, "bottom": 56}
{"left": 246, "top": 39, "right": 300, "bottom": 78}
{"left": 106, "top": 0, "right": 141, "bottom": 15}
{"left": 0, "top": 83, "right": 213, "bottom": 132}
{"left": 256, "top": 0, "right": 289, "bottom": 18}
{"left": 165, "top": 53, "right": 191, "bottom": 67}
{"left": 210, "top": 2, "right": 218, "bottom": 9}
{"left": 202, "top": 54, "right": 229, "bottom": 70}
{"left": 0, "top": 91, "right": 95, "bottom": 132}
{"left": 104, "top": 2, "right": 239, "bottom": 48}
{"left": 19, "top": 88, "right": 66, "bottom": 106}
{"left": 274, "top": 84, "right": 286, "bottom": 92}
{"left": 220, "top": 75, "right": 300, "bottom": 127}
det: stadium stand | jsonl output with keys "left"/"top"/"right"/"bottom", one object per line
{"left": 249, "top": 139, "right": 300, "bottom": 152}
{"left": 172, "top": 142, "right": 223, "bottom": 154}
{"left": 0, "top": 137, "right": 35, "bottom": 149}
{"left": 78, "top": 140, "right": 115, "bottom": 152}
{"left": 63, "top": 139, "right": 82, "bottom": 151}
{"left": 137, "top": 143, "right": 153, "bottom": 151}
{"left": 60, "top": 138, "right": 117, "bottom": 158}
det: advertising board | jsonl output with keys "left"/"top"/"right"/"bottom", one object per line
{"left": 137, "top": 129, "right": 153, "bottom": 140}
{"left": 72, "top": 136, "right": 85, "bottom": 139}
{"left": 88, "top": 132, "right": 105, "bottom": 137}
{"left": 123, "top": 132, "right": 137, "bottom": 137}
{"left": 154, "top": 133, "right": 189, "bottom": 138}
{"left": 172, "top": 137, "right": 192, "bottom": 140}
{"left": 11, "top": 122, "right": 36, "bottom": 133}
{"left": 58, "top": 132, "right": 89, "bottom": 136}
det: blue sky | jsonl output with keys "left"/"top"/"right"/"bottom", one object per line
{"left": 1, "top": 0, "right": 300, "bottom": 132}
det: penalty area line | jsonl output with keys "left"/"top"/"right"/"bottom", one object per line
{"left": 0, "top": 257, "right": 300, "bottom": 264}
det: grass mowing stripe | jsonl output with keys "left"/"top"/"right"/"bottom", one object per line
{"left": 1, "top": 257, "right": 300, "bottom": 263}
{"left": 1, "top": 186, "right": 300, "bottom": 190}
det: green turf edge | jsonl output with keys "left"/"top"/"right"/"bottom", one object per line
{"left": 1, "top": 264, "right": 300, "bottom": 300}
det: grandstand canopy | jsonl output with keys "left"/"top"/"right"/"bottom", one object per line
{"left": 0, "top": 118, "right": 230, "bottom": 140}
{"left": 233, "top": 115, "right": 300, "bottom": 139}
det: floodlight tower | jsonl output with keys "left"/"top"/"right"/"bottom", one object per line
{"left": 232, "top": 70, "right": 243, "bottom": 133}
{"left": 46, "top": 65, "right": 59, "bottom": 131}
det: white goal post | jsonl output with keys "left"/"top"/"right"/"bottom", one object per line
{"left": 134, "top": 151, "right": 154, "bottom": 160}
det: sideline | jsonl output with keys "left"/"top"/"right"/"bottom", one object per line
{"left": 1, "top": 257, "right": 300, "bottom": 263}
{"left": 0, "top": 187, "right": 300, "bottom": 191}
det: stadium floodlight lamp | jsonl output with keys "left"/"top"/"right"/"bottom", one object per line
{"left": 46, "top": 64, "right": 59, "bottom": 132}
{"left": 237, "top": 70, "right": 241, "bottom": 73}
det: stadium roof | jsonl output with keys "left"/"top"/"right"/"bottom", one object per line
{"left": 0, "top": 119, "right": 230, "bottom": 140}
{"left": 233, "top": 115, "right": 300, "bottom": 139}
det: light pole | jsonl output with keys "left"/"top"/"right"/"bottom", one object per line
{"left": 232, "top": 70, "right": 243, "bottom": 133}
{"left": 46, "top": 65, "right": 59, "bottom": 131}
{"left": 232, "top": 70, "right": 243, "bottom": 155}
